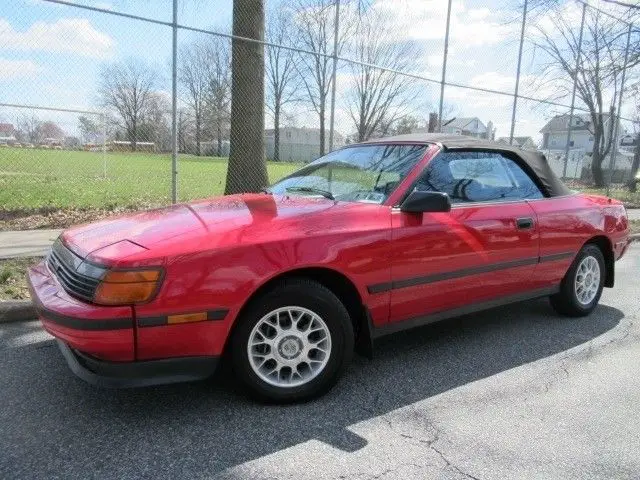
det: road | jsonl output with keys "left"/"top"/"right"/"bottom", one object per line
{"left": 1, "top": 245, "right": 639, "bottom": 480}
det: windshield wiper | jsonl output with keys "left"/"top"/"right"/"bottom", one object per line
{"left": 285, "top": 186, "right": 335, "bottom": 200}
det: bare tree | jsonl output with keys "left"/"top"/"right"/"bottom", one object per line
{"left": 78, "top": 115, "right": 100, "bottom": 144}
{"left": 99, "top": 59, "right": 157, "bottom": 151}
{"left": 531, "top": 5, "right": 640, "bottom": 186}
{"left": 294, "top": 0, "right": 351, "bottom": 156}
{"left": 176, "top": 108, "right": 192, "bottom": 154}
{"left": 346, "top": 9, "right": 419, "bottom": 142}
{"left": 226, "top": 0, "right": 268, "bottom": 194}
{"left": 266, "top": 7, "right": 299, "bottom": 161}
{"left": 16, "top": 114, "right": 41, "bottom": 143}
{"left": 138, "top": 93, "right": 171, "bottom": 151}
{"left": 204, "top": 36, "right": 231, "bottom": 158}
{"left": 393, "top": 116, "right": 423, "bottom": 135}
{"left": 179, "top": 40, "right": 210, "bottom": 156}
{"left": 38, "top": 121, "right": 65, "bottom": 140}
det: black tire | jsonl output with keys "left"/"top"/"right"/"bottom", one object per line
{"left": 550, "top": 244, "right": 605, "bottom": 317}
{"left": 230, "top": 278, "right": 354, "bottom": 403}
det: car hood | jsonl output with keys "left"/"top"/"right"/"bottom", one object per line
{"left": 61, "top": 194, "right": 364, "bottom": 264}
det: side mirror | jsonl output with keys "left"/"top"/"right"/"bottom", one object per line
{"left": 400, "top": 190, "right": 451, "bottom": 213}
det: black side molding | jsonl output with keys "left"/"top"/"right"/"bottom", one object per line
{"left": 367, "top": 253, "right": 575, "bottom": 294}
{"left": 370, "top": 286, "right": 560, "bottom": 339}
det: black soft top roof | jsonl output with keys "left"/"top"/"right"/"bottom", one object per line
{"left": 360, "top": 133, "right": 571, "bottom": 197}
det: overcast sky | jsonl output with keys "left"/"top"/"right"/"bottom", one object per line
{"left": 0, "top": 0, "right": 635, "bottom": 142}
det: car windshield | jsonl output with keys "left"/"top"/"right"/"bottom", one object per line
{"left": 268, "top": 144, "right": 428, "bottom": 204}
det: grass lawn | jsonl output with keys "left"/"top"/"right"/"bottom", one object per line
{"left": 0, "top": 148, "right": 301, "bottom": 210}
{"left": 0, "top": 257, "right": 41, "bottom": 301}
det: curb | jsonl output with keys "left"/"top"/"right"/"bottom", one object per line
{"left": 0, "top": 300, "right": 36, "bottom": 324}
{"left": 631, "top": 234, "right": 640, "bottom": 243}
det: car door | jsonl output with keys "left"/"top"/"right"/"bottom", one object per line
{"left": 388, "top": 149, "right": 544, "bottom": 325}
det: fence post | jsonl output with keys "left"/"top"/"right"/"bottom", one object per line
{"left": 328, "top": 0, "right": 340, "bottom": 152}
{"left": 509, "top": 0, "right": 528, "bottom": 145}
{"left": 102, "top": 112, "right": 107, "bottom": 178}
{"left": 606, "top": 23, "right": 633, "bottom": 196}
{"left": 562, "top": 3, "right": 586, "bottom": 179}
{"left": 171, "top": 0, "right": 178, "bottom": 203}
{"left": 437, "top": 0, "right": 453, "bottom": 132}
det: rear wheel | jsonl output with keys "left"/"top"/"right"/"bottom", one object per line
{"left": 231, "top": 278, "right": 354, "bottom": 403}
{"left": 550, "top": 244, "right": 605, "bottom": 317}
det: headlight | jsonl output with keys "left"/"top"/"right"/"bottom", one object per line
{"left": 93, "top": 269, "right": 164, "bottom": 305}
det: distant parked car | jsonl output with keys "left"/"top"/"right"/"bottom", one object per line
{"left": 13, "top": 142, "right": 22, "bottom": 148}
{"left": 53, "top": 145, "right": 63, "bottom": 150}
{"left": 0, "top": 142, "right": 7, "bottom": 147}
{"left": 24, "top": 143, "right": 34, "bottom": 149}
{"left": 29, "top": 134, "right": 632, "bottom": 402}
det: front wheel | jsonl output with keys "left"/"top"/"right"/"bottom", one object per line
{"left": 230, "top": 279, "right": 354, "bottom": 403}
{"left": 550, "top": 244, "right": 605, "bottom": 317}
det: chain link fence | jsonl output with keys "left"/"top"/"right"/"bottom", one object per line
{"left": 1, "top": 0, "right": 639, "bottom": 218}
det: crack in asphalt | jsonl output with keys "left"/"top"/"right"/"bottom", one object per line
{"left": 391, "top": 418, "right": 482, "bottom": 480}
{"left": 429, "top": 444, "right": 483, "bottom": 480}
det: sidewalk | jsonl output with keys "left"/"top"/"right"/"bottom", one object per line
{"left": 0, "top": 229, "right": 62, "bottom": 259}
{"left": 627, "top": 208, "right": 640, "bottom": 221}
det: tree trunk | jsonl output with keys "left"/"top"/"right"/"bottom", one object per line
{"left": 592, "top": 151, "right": 605, "bottom": 187}
{"left": 591, "top": 130, "right": 604, "bottom": 187}
{"left": 629, "top": 132, "right": 640, "bottom": 193}
{"left": 274, "top": 101, "right": 280, "bottom": 162}
{"left": 226, "top": 0, "right": 268, "bottom": 194}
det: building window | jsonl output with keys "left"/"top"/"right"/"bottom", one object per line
{"left": 569, "top": 141, "right": 574, "bottom": 147}
{"left": 589, "top": 136, "right": 593, "bottom": 142}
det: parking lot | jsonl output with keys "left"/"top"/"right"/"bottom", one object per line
{"left": 1, "top": 244, "right": 638, "bottom": 480}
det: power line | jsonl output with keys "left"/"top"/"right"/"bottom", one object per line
{"left": 599, "top": 0, "right": 640, "bottom": 10}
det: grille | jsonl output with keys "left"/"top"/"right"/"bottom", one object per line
{"left": 47, "top": 240, "right": 104, "bottom": 302}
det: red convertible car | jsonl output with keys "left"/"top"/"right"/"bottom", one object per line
{"left": 28, "top": 134, "right": 630, "bottom": 402}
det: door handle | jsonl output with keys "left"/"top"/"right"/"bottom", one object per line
{"left": 516, "top": 217, "right": 534, "bottom": 230}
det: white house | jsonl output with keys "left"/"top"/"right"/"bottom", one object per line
{"left": 0, "top": 123, "right": 16, "bottom": 145}
{"left": 265, "top": 127, "right": 345, "bottom": 162}
{"left": 496, "top": 136, "right": 537, "bottom": 150}
{"left": 539, "top": 113, "right": 619, "bottom": 153}
{"left": 441, "top": 117, "right": 494, "bottom": 139}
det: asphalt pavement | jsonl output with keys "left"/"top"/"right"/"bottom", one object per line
{"left": 1, "top": 244, "right": 639, "bottom": 479}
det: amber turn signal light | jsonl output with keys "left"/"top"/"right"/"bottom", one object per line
{"left": 93, "top": 269, "right": 163, "bottom": 305}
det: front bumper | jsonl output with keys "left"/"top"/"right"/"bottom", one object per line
{"left": 29, "top": 260, "right": 220, "bottom": 387}
{"left": 57, "top": 340, "right": 218, "bottom": 388}
{"left": 28, "top": 260, "right": 135, "bottom": 361}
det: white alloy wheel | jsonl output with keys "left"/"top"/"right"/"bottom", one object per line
{"left": 574, "top": 255, "right": 601, "bottom": 305}
{"left": 247, "top": 306, "right": 332, "bottom": 388}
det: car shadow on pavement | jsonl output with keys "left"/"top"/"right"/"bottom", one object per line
{"left": 0, "top": 300, "right": 624, "bottom": 479}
